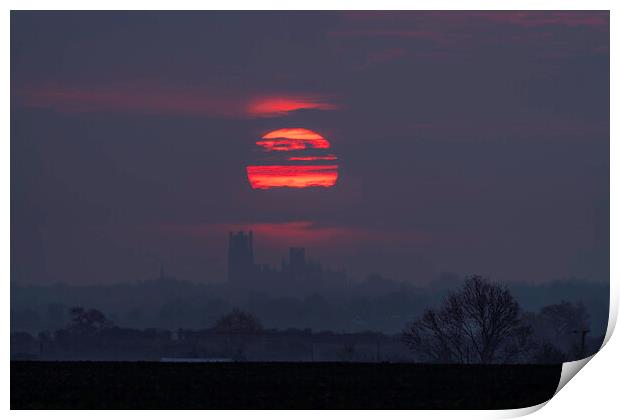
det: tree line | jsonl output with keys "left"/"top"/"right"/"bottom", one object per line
{"left": 11, "top": 275, "right": 600, "bottom": 363}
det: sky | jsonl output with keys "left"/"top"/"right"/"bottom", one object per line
{"left": 11, "top": 11, "right": 609, "bottom": 286}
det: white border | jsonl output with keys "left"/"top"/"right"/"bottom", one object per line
{"left": 2, "top": 1, "right": 618, "bottom": 10}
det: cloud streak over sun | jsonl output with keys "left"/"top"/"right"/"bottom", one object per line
{"left": 12, "top": 83, "right": 340, "bottom": 119}
{"left": 246, "top": 96, "right": 340, "bottom": 117}
{"left": 256, "top": 128, "right": 332, "bottom": 151}
{"left": 247, "top": 165, "right": 339, "bottom": 189}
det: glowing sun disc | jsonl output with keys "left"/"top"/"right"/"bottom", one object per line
{"left": 247, "top": 128, "right": 339, "bottom": 190}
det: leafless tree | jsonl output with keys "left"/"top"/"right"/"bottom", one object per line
{"left": 67, "top": 307, "right": 114, "bottom": 335}
{"left": 402, "top": 275, "right": 532, "bottom": 364}
{"left": 214, "top": 308, "right": 263, "bottom": 334}
{"left": 525, "top": 300, "right": 591, "bottom": 360}
{"left": 213, "top": 309, "right": 263, "bottom": 361}
{"left": 539, "top": 301, "right": 589, "bottom": 340}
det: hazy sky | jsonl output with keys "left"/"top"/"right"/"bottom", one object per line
{"left": 11, "top": 11, "right": 609, "bottom": 285}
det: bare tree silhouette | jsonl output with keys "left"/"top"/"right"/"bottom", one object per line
{"left": 540, "top": 301, "right": 589, "bottom": 339}
{"left": 402, "top": 275, "right": 532, "bottom": 364}
{"left": 214, "top": 308, "right": 263, "bottom": 334}
{"left": 524, "top": 300, "right": 591, "bottom": 360}
{"left": 212, "top": 309, "right": 263, "bottom": 361}
{"left": 67, "top": 307, "right": 114, "bottom": 335}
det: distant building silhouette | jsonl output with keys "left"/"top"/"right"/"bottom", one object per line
{"left": 227, "top": 231, "right": 255, "bottom": 283}
{"left": 289, "top": 247, "right": 306, "bottom": 273}
{"left": 227, "top": 231, "right": 346, "bottom": 293}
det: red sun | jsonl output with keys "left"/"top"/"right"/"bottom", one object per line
{"left": 247, "top": 128, "right": 339, "bottom": 189}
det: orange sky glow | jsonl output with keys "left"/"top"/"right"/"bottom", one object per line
{"left": 246, "top": 97, "right": 339, "bottom": 117}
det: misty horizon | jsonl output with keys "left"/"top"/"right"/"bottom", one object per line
{"left": 10, "top": 226, "right": 610, "bottom": 287}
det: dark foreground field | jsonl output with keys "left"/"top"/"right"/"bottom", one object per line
{"left": 11, "top": 361, "right": 561, "bottom": 409}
